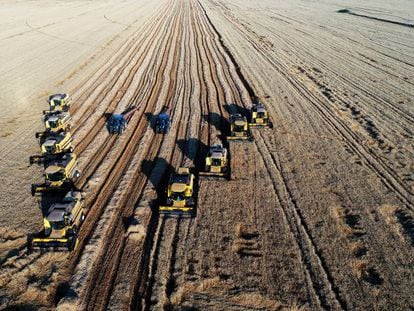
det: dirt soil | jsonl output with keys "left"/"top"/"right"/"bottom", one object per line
{"left": 0, "top": 0, "right": 413, "bottom": 310}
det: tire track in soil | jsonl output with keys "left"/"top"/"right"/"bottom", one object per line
{"left": 74, "top": 0, "right": 180, "bottom": 189}
{"left": 138, "top": 0, "right": 238, "bottom": 307}
{"left": 137, "top": 3, "right": 207, "bottom": 306}
{"left": 138, "top": 0, "right": 251, "bottom": 309}
{"left": 70, "top": 0, "right": 173, "bottom": 150}
{"left": 76, "top": 1, "right": 188, "bottom": 309}
{"left": 253, "top": 131, "right": 346, "bottom": 310}
{"left": 0, "top": 3, "right": 171, "bottom": 307}
{"left": 126, "top": 76, "right": 187, "bottom": 310}
{"left": 69, "top": 0, "right": 181, "bottom": 236}
{"left": 147, "top": 3, "right": 208, "bottom": 307}
{"left": 205, "top": 0, "right": 413, "bottom": 211}
{"left": 197, "top": 3, "right": 346, "bottom": 306}
{"left": 0, "top": 0, "right": 171, "bottom": 276}
{"left": 65, "top": 0, "right": 169, "bottom": 121}
{"left": 0, "top": 1, "right": 179, "bottom": 309}
{"left": 54, "top": 2, "right": 187, "bottom": 308}
{"left": 108, "top": 51, "right": 188, "bottom": 306}
{"left": 140, "top": 0, "right": 346, "bottom": 309}
{"left": 193, "top": 1, "right": 331, "bottom": 308}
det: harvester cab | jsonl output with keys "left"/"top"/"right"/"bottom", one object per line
{"left": 28, "top": 191, "right": 85, "bottom": 251}
{"left": 228, "top": 113, "right": 253, "bottom": 141}
{"left": 36, "top": 111, "right": 71, "bottom": 137}
{"left": 107, "top": 106, "right": 137, "bottom": 134}
{"left": 160, "top": 167, "right": 195, "bottom": 216}
{"left": 31, "top": 153, "right": 80, "bottom": 196}
{"left": 249, "top": 102, "right": 272, "bottom": 128}
{"left": 155, "top": 106, "right": 171, "bottom": 134}
{"left": 48, "top": 93, "right": 71, "bottom": 112}
{"left": 30, "top": 132, "right": 73, "bottom": 164}
{"left": 199, "top": 144, "right": 229, "bottom": 178}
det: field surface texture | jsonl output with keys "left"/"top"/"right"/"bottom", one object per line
{"left": 0, "top": 0, "right": 413, "bottom": 310}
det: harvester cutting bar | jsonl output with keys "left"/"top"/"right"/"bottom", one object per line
{"left": 31, "top": 182, "right": 75, "bottom": 196}
{"left": 159, "top": 206, "right": 195, "bottom": 217}
{"left": 227, "top": 135, "right": 253, "bottom": 141}
{"left": 28, "top": 236, "right": 78, "bottom": 252}
{"left": 248, "top": 122, "right": 273, "bottom": 128}
{"left": 199, "top": 171, "right": 227, "bottom": 177}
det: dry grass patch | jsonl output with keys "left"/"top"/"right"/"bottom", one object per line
{"left": 170, "top": 278, "right": 303, "bottom": 310}
{"left": 230, "top": 292, "right": 282, "bottom": 310}
{"left": 331, "top": 206, "right": 353, "bottom": 236}
{"left": 379, "top": 204, "right": 399, "bottom": 225}
{"left": 378, "top": 204, "right": 414, "bottom": 244}
{"left": 351, "top": 259, "right": 367, "bottom": 279}
{"left": 349, "top": 241, "right": 367, "bottom": 257}
{"left": 170, "top": 276, "right": 226, "bottom": 305}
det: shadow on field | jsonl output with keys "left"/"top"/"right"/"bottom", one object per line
{"left": 177, "top": 138, "right": 207, "bottom": 171}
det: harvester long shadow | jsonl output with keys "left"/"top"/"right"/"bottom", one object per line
{"left": 129, "top": 157, "right": 176, "bottom": 309}
{"left": 224, "top": 103, "right": 250, "bottom": 118}
{"left": 104, "top": 112, "right": 113, "bottom": 133}
{"left": 122, "top": 105, "right": 136, "bottom": 115}
{"left": 141, "top": 157, "right": 174, "bottom": 208}
{"left": 54, "top": 282, "right": 78, "bottom": 305}
{"left": 144, "top": 112, "right": 155, "bottom": 131}
{"left": 3, "top": 304, "right": 39, "bottom": 311}
{"left": 202, "top": 112, "right": 229, "bottom": 142}
{"left": 176, "top": 138, "right": 208, "bottom": 171}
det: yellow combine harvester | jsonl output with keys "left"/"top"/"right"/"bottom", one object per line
{"left": 36, "top": 111, "right": 72, "bottom": 137}
{"left": 199, "top": 144, "right": 229, "bottom": 178}
{"left": 31, "top": 153, "right": 80, "bottom": 196}
{"left": 48, "top": 93, "right": 71, "bottom": 112}
{"left": 249, "top": 102, "right": 272, "bottom": 128}
{"left": 28, "top": 191, "right": 85, "bottom": 251}
{"left": 160, "top": 167, "right": 195, "bottom": 216}
{"left": 30, "top": 132, "right": 73, "bottom": 164}
{"left": 227, "top": 113, "right": 253, "bottom": 141}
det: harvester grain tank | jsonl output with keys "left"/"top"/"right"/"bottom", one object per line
{"left": 107, "top": 106, "right": 137, "bottom": 134}
{"left": 28, "top": 191, "right": 86, "bottom": 251}
{"left": 227, "top": 113, "right": 253, "bottom": 141}
{"left": 249, "top": 101, "right": 272, "bottom": 128}
{"left": 48, "top": 93, "right": 71, "bottom": 112}
{"left": 31, "top": 153, "right": 80, "bottom": 196}
{"left": 155, "top": 106, "right": 171, "bottom": 134}
{"left": 30, "top": 132, "right": 73, "bottom": 164}
{"left": 160, "top": 167, "right": 195, "bottom": 216}
{"left": 199, "top": 144, "right": 229, "bottom": 178}
{"left": 36, "top": 111, "right": 71, "bottom": 137}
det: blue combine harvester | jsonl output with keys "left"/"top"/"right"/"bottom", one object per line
{"left": 155, "top": 106, "right": 171, "bottom": 134}
{"left": 107, "top": 107, "right": 137, "bottom": 134}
